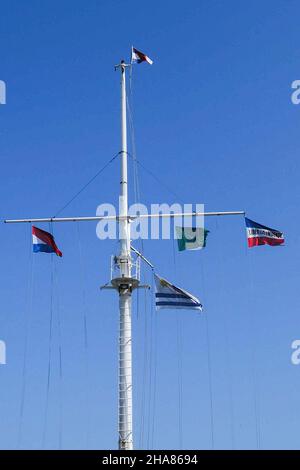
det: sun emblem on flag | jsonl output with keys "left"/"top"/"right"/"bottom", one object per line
{"left": 160, "top": 278, "right": 170, "bottom": 288}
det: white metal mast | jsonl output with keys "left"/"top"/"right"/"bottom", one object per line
{"left": 113, "top": 60, "right": 135, "bottom": 450}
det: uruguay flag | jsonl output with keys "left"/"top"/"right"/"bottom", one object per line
{"left": 32, "top": 226, "right": 62, "bottom": 257}
{"left": 245, "top": 218, "right": 284, "bottom": 248}
{"left": 155, "top": 274, "right": 203, "bottom": 311}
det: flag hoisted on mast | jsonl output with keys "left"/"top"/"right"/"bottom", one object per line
{"left": 155, "top": 274, "right": 203, "bottom": 311}
{"left": 175, "top": 226, "right": 210, "bottom": 251}
{"left": 245, "top": 217, "right": 284, "bottom": 247}
{"left": 4, "top": 48, "right": 249, "bottom": 451}
{"left": 131, "top": 46, "right": 153, "bottom": 65}
{"left": 32, "top": 226, "right": 63, "bottom": 257}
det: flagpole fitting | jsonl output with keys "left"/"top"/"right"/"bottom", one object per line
{"left": 114, "top": 60, "right": 131, "bottom": 71}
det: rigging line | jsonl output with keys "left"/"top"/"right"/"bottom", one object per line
{"left": 146, "top": 270, "right": 154, "bottom": 450}
{"left": 42, "top": 238, "right": 55, "bottom": 449}
{"left": 204, "top": 312, "right": 215, "bottom": 450}
{"left": 127, "top": 85, "right": 145, "bottom": 259}
{"left": 127, "top": 94, "right": 143, "bottom": 325}
{"left": 53, "top": 257, "right": 63, "bottom": 450}
{"left": 129, "top": 58, "right": 134, "bottom": 106}
{"left": 128, "top": 94, "right": 154, "bottom": 449}
{"left": 127, "top": 78, "right": 152, "bottom": 450}
{"left": 242, "top": 217, "right": 262, "bottom": 447}
{"left": 199, "top": 260, "right": 215, "bottom": 450}
{"left": 215, "top": 222, "right": 235, "bottom": 449}
{"left": 150, "top": 272, "right": 158, "bottom": 449}
{"left": 224, "top": 311, "right": 236, "bottom": 450}
{"left": 176, "top": 314, "right": 183, "bottom": 450}
{"left": 127, "top": 98, "right": 142, "bottom": 324}
{"left": 172, "top": 235, "right": 183, "bottom": 449}
{"left": 53, "top": 151, "right": 121, "bottom": 217}
{"left": 127, "top": 86, "right": 144, "bottom": 444}
{"left": 135, "top": 255, "right": 140, "bottom": 320}
{"left": 76, "top": 222, "right": 91, "bottom": 449}
{"left": 127, "top": 63, "right": 138, "bottom": 203}
{"left": 130, "top": 156, "right": 183, "bottom": 202}
{"left": 17, "top": 224, "right": 34, "bottom": 449}
{"left": 127, "top": 96, "right": 139, "bottom": 204}
{"left": 48, "top": 217, "right": 63, "bottom": 448}
{"left": 138, "top": 278, "right": 149, "bottom": 449}
{"left": 247, "top": 252, "right": 262, "bottom": 450}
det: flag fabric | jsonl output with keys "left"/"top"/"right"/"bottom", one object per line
{"left": 155, "top": 274, "right": 203, "bottom": 311}
{"left": 32, "top": 226, "right": 63, "bottom": 257}
{"left": 175, "top": 226, "right": 209, "bottom": 251}
{"left": 245, "top": 218, "right": 284, "bottom": 248}
{"left": 131, "top": 47, "right": 153, "bottom": 65}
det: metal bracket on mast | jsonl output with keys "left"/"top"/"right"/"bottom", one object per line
{"left": 130, "top": 245, "right": 154, "bottom": 270}
{"left": 114, "top": 60, "right": 131, "bottom": 71}
{"left": 100, "top": 252, "right": 151, "bottom": 292}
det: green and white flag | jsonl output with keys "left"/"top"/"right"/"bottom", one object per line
{"left": 175, "top": 227, "right": 209, "bottom": 251}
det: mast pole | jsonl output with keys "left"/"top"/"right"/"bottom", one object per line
{"left": 117, "top": 60, "right": 133, "bottom": 450}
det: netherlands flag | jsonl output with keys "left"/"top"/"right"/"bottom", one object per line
{"left": 32, "top": 226, "right": 62, "bottom": 257}
{"left": 245, "top": 218, "right": 284, "bottom": 248}
{"left": 131, "top": 47, "right": 153, "bottom": 65}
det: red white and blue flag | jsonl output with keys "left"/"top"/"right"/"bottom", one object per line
{"left": 131, "top": 47, "right": 153, "bottom": 65}
{"left": 245, "top": 218, "right": 284, "bottom": 248}
{"left": 32, "top": 226, "right": 62, "bottom": 257}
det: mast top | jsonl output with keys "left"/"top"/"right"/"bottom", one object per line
{"left": 114, "top": 60, "right": 131, "bottom": 71}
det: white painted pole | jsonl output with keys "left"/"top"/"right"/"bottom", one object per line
{"left": 119, "top": 61, "right": 130, "bottom": 271}
{"left": 118, "top": 61, "right": 133, "bottom": 450}
{"left": 3, "top": 211, "right": 246, "bottom": 224}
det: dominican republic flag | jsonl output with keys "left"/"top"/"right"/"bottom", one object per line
{"left": 155, "top": 274, "right": 203, "bottom": 311}
{"left": 131, "top": 47, "right": 153, "bottom": 65}
{"left": 32, "top": 226, "right": 62, "bottom": 257}
{"left": 245, "top": 218, "right": 284, "bottom": 248}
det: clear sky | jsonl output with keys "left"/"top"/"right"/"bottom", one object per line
{"left": 0, "top": 0, "right": 300, "bottom": 450}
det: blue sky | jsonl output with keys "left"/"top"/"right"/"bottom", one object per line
{"left": 0, "top": 0, "right": 300, "bottom": 450}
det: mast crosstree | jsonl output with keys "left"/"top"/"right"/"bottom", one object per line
{"left": 4, "top": 57, "right": 245, "bottom": 450}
